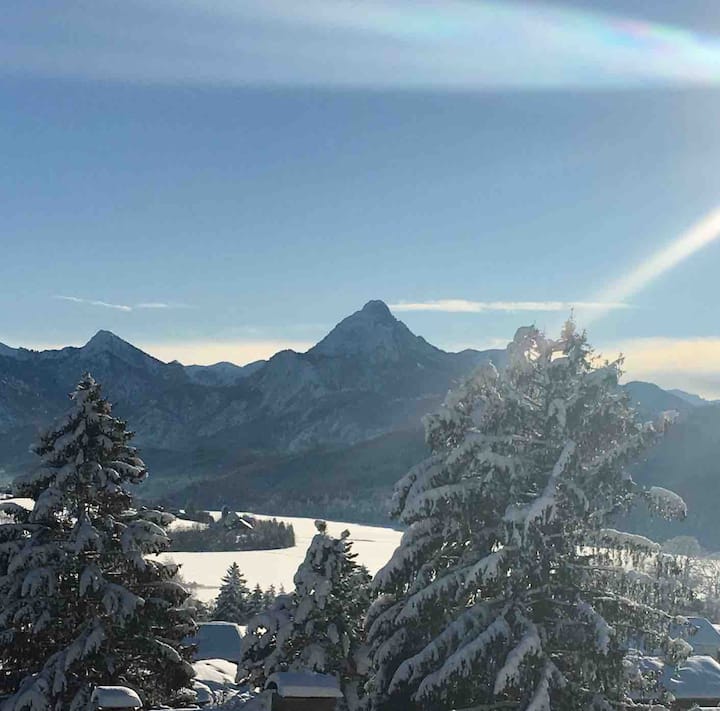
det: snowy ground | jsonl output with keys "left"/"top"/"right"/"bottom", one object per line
{"left": 163, "top": 513, "right": 402, "bottom": 602}
{"left": 0, "top": 499, "right": 402, "bottom": 603}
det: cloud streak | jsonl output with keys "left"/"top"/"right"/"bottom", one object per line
{"left": 55, "top": 296, "right": 132, "bottom": 312}
{"left": 390, "top": 299, "right": 629, "bottom": 313}
{"left": 54, "top": 296, "right": 190, "bottom": 312}
{"left": 5, "top": 1, "right": 720, "bottom": 91}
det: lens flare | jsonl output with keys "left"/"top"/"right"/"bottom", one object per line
{"left": 579, "top": 206, "right": 720, "bottom": 326}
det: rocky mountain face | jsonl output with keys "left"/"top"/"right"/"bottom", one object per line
{"left": 0, "top": 301, "right": 502, "bottom": 474}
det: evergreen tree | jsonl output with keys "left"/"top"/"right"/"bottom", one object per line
{"left": 212, "top": 562, "right": 253, "bottom": 624}
{"left": 262, "top": 584, "right": 277, "bottom": 609}
{"left": 0, "top": 374, "right": 195, "bottom": 710}
{"left": 249, "top": 584, "right": 265, "bottom": 617}
{"left": 239, "top": 521, "right": 371, "bottom": 708}
{"left": 364, "top": 324, "right": 688, "bottom": 711}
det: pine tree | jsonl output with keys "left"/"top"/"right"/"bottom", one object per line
{"left": 263, "top": 584, "right": 277, "bottom": 609}
{"left": 0, "top": 374, "right": 196, "bottom": 710}
{"left": 249, "top": 584, "right": 265, "bottom": 617}
{"left": 364, "top": 324, "right": 688, "bottom": 711}
{"left": 212, "top": 562, "right": 253, "bottom": 624}
{"left": 239, "top": 521, "right": 371, "bottom": 708}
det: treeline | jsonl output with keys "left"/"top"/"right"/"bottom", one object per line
{"left": 208, "top": 562, "right": 285, "bottom": 625}
{"left": 169, "top": 513, "right": 295, "bottom": 552}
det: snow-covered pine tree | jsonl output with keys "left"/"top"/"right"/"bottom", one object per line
{"left": 213, "top": 562, "right": 253, "bottom": 624}
{"left": 364, "top": 323, "right": 688, "bottom": 711}
{"left": 0, "top": 374, "right": 195, "bottom": 710}
{"left": 238, "top": 521, "right": 371, "bottom": 708}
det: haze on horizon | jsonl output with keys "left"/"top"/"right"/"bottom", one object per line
{"left": 3, "top": 1, "right": 720, "bottom": 396}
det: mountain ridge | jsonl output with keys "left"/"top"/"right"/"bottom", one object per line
{"left": 0, "top": 300, "right": 501, "bottom": 467}
{"left": 2, "top": 301, "right": 718, "bottom": 547}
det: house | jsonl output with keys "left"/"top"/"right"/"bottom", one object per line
{"left": 676, "top": 618, "right": 720, "bottom": 660}
{"left": 188, "top": 621, "right": 245, "bottom": 664}
{"left": 637, "top": 655, "right": 720, "bottom": 709}
{"left": 91, "top": 686, "right": 142, "bottom": 710}
{"left": 265, "top": 672, "right": 343, "bottom": 711}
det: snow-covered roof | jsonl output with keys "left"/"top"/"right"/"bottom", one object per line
{"left": 265, "top": 672, "right": 343, "bottom": 698}
{"left": 188, "top": 622, "right": 245, "bottom": 663}
{"left": 90, "top": 686, "right": 142, "bottom": 709}
{"left": 192, "top": 658, "right": 238, "bottom": 688}
{"left": 671, "top": 617, "right": 720, "bottom": 653}
{"left": 641, "top": 655, "right": 720, "bottom": 700}
{"left": 666, "top": 656, "right": 720, "bottom": 699}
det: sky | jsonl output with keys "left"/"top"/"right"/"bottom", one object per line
{"left": 3, "top": 1, "right": 720, "bottom": 395}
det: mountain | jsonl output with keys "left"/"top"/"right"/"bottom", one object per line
{"left": 668, "top": 388, "right": 716, "bottom": 407}
{"left": 185, "top": 360, "right": 265, "bottom": 386}
{"left": 624, "top": 381, "right": 696, "bottom": 419}
{"left": 2, "top": 301, "right": 720, "bottom": 547}
{"left": 0, "top": 300, "right": 501, "bottom": 479}
{"left": 622, "top": 403, "right": 720, "bottom": 549}
{"left": 248, "top": 301, "right": 504, "bottom": 450}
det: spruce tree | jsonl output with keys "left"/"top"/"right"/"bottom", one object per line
{"left": 263, "top": 584, "right": 277, "bottom": 609}
{"left": 0, "top": 374, "right": 196, "bottom": 710}
{"left": 212, "top": 562, "right": 253, "bottom": 624}
{"left": 364, "top": 324, "right": 687, "bottom": 711}
{"left": 239, "top": 521, "right": 371, "bottom": 708}
{"left": 249, "top": 584, "right": 265, "bottom": 617}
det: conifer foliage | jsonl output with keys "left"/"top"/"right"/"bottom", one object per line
{"left": 365, "top": 324, "right": 686, "bottom": 711}
{"left": 238, "top": 521, "right": 371, "bottom": 708}
{"left": 213, "top": 562, "right": 253, "bottom": 624}
{"left": 0, "top": 374, "right": 195, "bottom": 710}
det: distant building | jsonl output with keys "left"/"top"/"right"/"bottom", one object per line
{"left": 188, "top": 621, "right": 245, "bottom": 663}
{"left": 671, "top": 618, "right": 720, "bottom": 660}
{"left": 636, "top": 655, "right": 720, "bottom": 709}
{"left": 265, "top": 672, "right": 343, "bottom": 711}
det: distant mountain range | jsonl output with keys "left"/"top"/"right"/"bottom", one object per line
{"left": 1, "top": 300, "right": 719, "bottom": 547}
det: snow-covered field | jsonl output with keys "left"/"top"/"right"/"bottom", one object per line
{"left": 163, "top": 513, "right": 402, "bottom": 602}
{"left": 1, "top": 500, "right": 402, "bottom": 602}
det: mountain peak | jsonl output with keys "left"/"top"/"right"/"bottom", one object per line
{"left": 310, "top": 300, "right": 434, "bottom": 361}
{"left": 84, "top": 330, "right": 130, "bottom": 351}
{"left": 359, "top": 299, "right": 394, "bottom": 321}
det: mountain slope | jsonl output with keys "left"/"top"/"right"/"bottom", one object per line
{"left": 2, "top": 303, "right": 719, "bottom": 546}
{"left": 624, "top": 381, "right": 696, "bottom": 419}
{"left": 0, "top": 300, "right": 501, "bottom": 474}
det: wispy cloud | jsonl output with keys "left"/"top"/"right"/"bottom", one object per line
{"left": 132, "top": 301, "right": 192, "bottom": 309}
{"left": 390, "top": 299, "right": 629, "bottom": 313}
{"left": 55, "top": 295, "right": 132, "bottom": 312}
{"left": 54, "top": 296, "right": 191, "bottom": 312}
{"left": 5, "top": 1, "right": 720, "bottom": 91}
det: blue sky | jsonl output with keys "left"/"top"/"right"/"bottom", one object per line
{"left": 3, "top": 1, "right": 720, "bottom": 394}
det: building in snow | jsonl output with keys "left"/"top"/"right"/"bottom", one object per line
{"left": 265, "top": 672, "right": 343, "bottom": 711}
{"left": 91, "top": 686, "right": 142, "bottom": 710}
{"left": 188, "top": 621, "right": 245, "bottom": 663}
{"left": 675, "top": 618, "right": 720, "bottom": 660}
{"left": 637, "top": 655, "right": 720, "bottom": 709}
